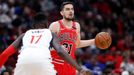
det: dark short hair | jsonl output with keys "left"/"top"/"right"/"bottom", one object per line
{"left": 60, "top": 1, "right": 73, "bottom": 11}
{"left": 32, "top": 12, "right": 48, "bottom": 28}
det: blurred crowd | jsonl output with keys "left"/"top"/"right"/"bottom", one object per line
{"left": 0, "top": 0, "right": 134, "bottom": 75}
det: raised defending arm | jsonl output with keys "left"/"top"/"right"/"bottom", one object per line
{"left": 0, "top": 33, "right": 24, "bottom": 68}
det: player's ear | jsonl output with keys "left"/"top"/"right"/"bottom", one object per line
{"left": 60, "top": 11, "right": 63, "bottom": 16}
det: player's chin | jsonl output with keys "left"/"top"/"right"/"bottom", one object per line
{"left": 69, "top": 16, "right": 74, "bottom": 19}
{"left": 66, "top": 17, "right": 74, "bottom": 21}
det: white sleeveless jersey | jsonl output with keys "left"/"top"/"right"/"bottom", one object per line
{"left": 22, "top": 29, "right": 52, "bottom": 49}
{"left": 17, "top": 29, "right": 53, "bottom": 64}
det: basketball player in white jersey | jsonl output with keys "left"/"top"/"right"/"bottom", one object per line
{"left": 0, "top": 13, "right": 91, "bottom": 75}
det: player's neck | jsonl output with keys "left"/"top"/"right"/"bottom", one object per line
{"left": 62, "top": 19, "right": 72, "bottom": 27}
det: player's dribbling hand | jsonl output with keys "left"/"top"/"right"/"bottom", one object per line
{"left": 79, "top": 69, "right": 92, "bottom": 75}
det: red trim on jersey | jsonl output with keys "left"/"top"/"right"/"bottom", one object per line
{"left": 58, "top": 20, "right": 64, "bottom": 29}
{"left": 72, "top": 21, "right": 76, "bottom": 29}
{"left": 52, "top": 58, "right": 64, "bottom": 64}
{"left": 0, "top": 45, "right": 15, "bottom": 68}
{"left": 58, "top": 20, "right": 76, "bottom": 30}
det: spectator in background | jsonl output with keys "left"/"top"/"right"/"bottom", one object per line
{"left": 84, "top": 55, "right": 106, "bottom": 75}
{"left": 121, "top": 50, "right": 134, "bottom": 74}
{"left": 0, "top": 23, "right": 9, "bottom": 51}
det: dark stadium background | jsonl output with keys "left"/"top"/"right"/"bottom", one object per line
{"left": 0, "top": 0, "right": 134, "bottom": 75}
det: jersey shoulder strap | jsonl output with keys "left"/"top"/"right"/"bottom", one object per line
{"left": 58, "top": 20, "right": 64, "bottom": 29}
{"left": 72, "top": 21, "right": 76, "bottom": 29}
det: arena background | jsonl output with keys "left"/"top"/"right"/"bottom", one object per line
{"left": 0, "top": 0, "right": 134, "bottom": 75}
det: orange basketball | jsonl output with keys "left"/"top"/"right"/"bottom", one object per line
{"left": 95, "top": 32, "right": 112, "bottom": 49}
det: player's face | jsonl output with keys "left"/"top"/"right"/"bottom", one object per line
{"left": 61, "top": 4, "right": 74, "bottom": 21}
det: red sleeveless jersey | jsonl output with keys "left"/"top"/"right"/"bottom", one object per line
{"left": 51, "top": 20, "right": 77, "bottom": 64}
{"left": 51, "top": 20, "right": 78, "bottom": 75}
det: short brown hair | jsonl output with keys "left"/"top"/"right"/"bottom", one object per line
{"left": 60, "top": 1, "right": 73, "bottom": 11}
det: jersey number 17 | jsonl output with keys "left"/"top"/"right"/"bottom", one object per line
{"left": 30, "top": 35, "right": 42, "bottom": 44}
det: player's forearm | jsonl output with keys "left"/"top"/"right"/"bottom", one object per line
{"left": 77, "top": 39, "right": 95, "bottom": 48}
{"left": 11, "top": 33, "right": 24, "bottom": 50}
{"left": 57, "top": 48, "right": 82, "bottom": 71}
{"left": 52, "top": 33, "right": 82, "bottom": 71}
{"left": 0, "top": 45, "right": 16, "bottom": 68}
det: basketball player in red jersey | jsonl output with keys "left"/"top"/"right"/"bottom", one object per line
{"left": 49, "top": 2, "right": 94, "bottom": 75}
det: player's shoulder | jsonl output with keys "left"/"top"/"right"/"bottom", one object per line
{"left": 74, "top": 21, "right": 80, "bottom": 25}
{"left": 49, "top": 21, "right": 60, "bottom": 28}
{"left": 49, "top": 21, "right": 60, "bottom": 33}
{"left": 74, "top": 21, "right": 80, "bottom": 29}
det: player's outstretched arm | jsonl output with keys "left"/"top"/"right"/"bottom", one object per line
{"left": 77, "top": 39, "right": 95, "bottom": 48}
{"left": 51, "top": 32, "right": 82, "bottom": 71}
{"left": 75, "top": 22, "right": 95, "bottom": 48}
{"left": 11, "top": 33, "right": 24, "bottom": 50}
{"left": 0, "top": 33, "right": 24, "bottom": 68}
